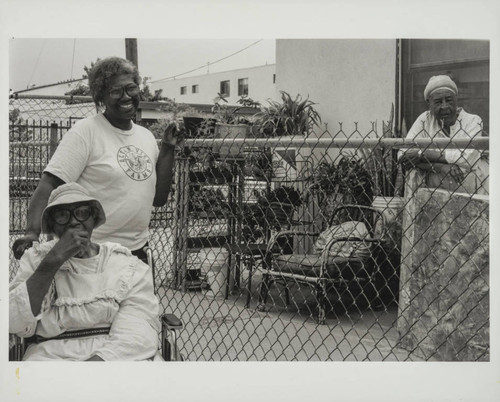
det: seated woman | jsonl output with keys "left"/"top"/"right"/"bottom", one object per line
{"left": 9, "top": 182, "right": 160, "bottom": 361}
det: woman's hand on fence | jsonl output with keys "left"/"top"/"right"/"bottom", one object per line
{"left": 398, "top": 150, "right": 422, "bottom": 171}
{"left": 161, "top": 122, "right": 184, "bottom": 149}
{"left": 12, "top": 232, "right": 39, "bottom": 260}
{"left": 439, "top": 163, "right": 464, "bottom": 183}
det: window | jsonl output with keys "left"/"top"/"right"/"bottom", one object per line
{"left": 220, "top": 80, "right": 230, "bottom": 97}
{"left": 180, "top": 86, "right": 187, "bottom": 95}
{"left": 273, "top": 74, "right": 276, "bottom": 84}
{"left": 238, "top": 78, "right": 248, "bottom": 96}
{"left": 192, "top": 85, "right": 199, "bottom": 94}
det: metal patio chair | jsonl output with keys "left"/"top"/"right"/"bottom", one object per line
{"left": 257, "top": 204, "right": 387, "bottom": 324}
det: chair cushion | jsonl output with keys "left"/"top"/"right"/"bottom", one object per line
{"left": 274, "top": 254, "right": 366, "bottom": 278}
{"left": 314, "top": 221, "right": 372, "bottom": 259}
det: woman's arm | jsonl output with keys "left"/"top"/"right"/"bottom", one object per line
{"left": 25, "top": 227, "right": 90, "bottom": 316}
{"left": 25, "top": 252, "right": 65, "bottom": 316}
{"left": 9, "top": 241, "right": 64, "bottom": 336}
{"left": 153, "top": 123, "right": 179, "bottom": 207}
{"left": 13, "top": 126, "right": 91, "bottom": 259}
{"left": 12, "top": 173, "right": 64, "bottom": 259}
{"left": 399, "top": 149, "right": 448, "bottom": 170}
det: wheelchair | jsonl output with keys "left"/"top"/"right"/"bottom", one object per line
{"left": 9, "top": 247, "right": 184, "bottom": 361}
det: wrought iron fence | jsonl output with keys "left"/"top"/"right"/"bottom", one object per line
{"left": 9, "top": 96, "right": 489, "bottom": 361}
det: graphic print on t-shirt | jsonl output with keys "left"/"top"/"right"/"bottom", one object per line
{"left": 117, "top": 145, "right": 154, "bottom": 181}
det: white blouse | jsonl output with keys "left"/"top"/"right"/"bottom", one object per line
{"left": 9, "top": 240, "right": 160, "bottom": 361}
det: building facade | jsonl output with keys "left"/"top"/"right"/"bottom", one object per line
{"left": 150, "top": 64, "right": 276, "bottom": 106}
{"left": 276, "top": 39, "right": 397, "bottom": 136}
{"left": 275, "top": 39, "right": 489, "bottom": 136}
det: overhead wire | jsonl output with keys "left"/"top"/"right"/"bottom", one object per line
{"left": 150, "top": 39, "right": 264, "bottom": 83}
{"left": 27, "top": 39, "right": 47, "bottom": 88}
{"left": 70, "top": 39, "right": 76, "bottom": 79}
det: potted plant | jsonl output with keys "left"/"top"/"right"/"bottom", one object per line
{"left": 255, "top": 186, "right": 303, "bottom": 229}
{"left": 253, "top": 91, "right": 322, "bottom": 137}
{"left": 212, "top": 93, "right": 249, "bottom": 157}
{"left": 358, "top": 105, "right": 404, "bottom": 199}
{"left": 188, "top": 186, "right": 229, "bottom": 219}
{"left": 304, "top": 156, "right": 374, "bottom": 226}
{"left": 181, "top": 107, "right": 216, "bottom": 139}
{"left": 242, "top": 148, "right": 272, "bottom": 180}
{"left": 357, "top": 105, "right": 404, "bottom": 248}
{"left": 240, "top": 203, "right": 267, "bottom": 243}
{"left": 237, "top": 94, "right": 261, "bottom": 109}
{"left": 239, "top": 186, "right": 303, "bottom": 246}
{"left": 357, "top": 105, "right": 405, "bottom": 298}
{"left": 204, "top": 162, "right": 234, "bottom": 184}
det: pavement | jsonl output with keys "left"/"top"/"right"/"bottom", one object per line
{"left": 156, "top": 270, "right": 422, "bottom": 361}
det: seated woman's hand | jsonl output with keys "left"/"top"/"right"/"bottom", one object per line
{"left": 50, "top": 228, "right": 91, "bottom": 261}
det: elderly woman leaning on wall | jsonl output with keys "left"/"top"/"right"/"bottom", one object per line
{"left": 9, "top": 183, "right": 161, "bottom": 361}
{"left": 12, "top": 56, "right": 180, "bottom": 263}
{"left": 398, "top": 74, "right": 488, "bottom": 196}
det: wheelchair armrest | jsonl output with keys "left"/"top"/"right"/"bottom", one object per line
{"left": 9, "top": 334, "right": 25, "bottom": 361}
{"left": 162, "top": 313, "right": 183, "bottom": 331}
{"left": 161, "top": 313, "right": 183, "bottom": 361}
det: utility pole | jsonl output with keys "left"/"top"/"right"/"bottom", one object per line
{"left": 125, "top": 38, "right": 138, "bottom": 67}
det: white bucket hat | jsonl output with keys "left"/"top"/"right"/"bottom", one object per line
{"left": 41, "top": 182, "right": 106, "bottom": 234}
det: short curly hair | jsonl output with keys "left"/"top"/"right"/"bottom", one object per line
{"left": 88, "top": 57, "right": 141, "bottom": 108}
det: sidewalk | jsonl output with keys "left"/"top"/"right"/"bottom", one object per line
{"left": 157, "top": 281, "right": 421, "bottom": 361}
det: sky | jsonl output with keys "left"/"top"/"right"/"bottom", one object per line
{"left": 9, "top": 38, "right": 276, "bottom": 92}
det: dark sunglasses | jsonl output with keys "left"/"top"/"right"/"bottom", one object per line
{"left": 51, "top": 205, "right": 94, "bottom": 225}
{"left": 108, "top": 83, "right": 140, "bottom": 99}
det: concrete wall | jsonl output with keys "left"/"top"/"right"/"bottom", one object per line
{"left": 398, "top": 171, "right": 489, "bottom": 361}
{"left": 151, "top": 64, "right": 276, "bottom": 106}
{"left": 276, "top": 39, "right": 397, "bottom": 136}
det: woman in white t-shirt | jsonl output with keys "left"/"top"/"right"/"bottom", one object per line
{"left": 13, "top": 57, "right": 178, "bottom": 262}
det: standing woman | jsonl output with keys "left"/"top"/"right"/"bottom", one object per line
{"left": 12, "top": 57, "right": 177, "bottom": 262}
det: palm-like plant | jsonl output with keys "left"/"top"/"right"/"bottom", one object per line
{"left": 254, "top": 91, "right": 322, "bottom": 137}
{"left": 305, "top": 157, "right": 374, "bottom": 224}
{"left": 212, "top": 93, "right": 242, "bottom": 124}
{"left": 358, "top": 104, "right": 403, "bottom": 197}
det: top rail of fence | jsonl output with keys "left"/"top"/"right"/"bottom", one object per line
{"left": 10, "top": 136, "right": 489, "bottom": 151}
{"left": 184, "top": 136, "right": 489, "bottom": 150}
{"left": 10, "top": 94, "right": 94, "bottom": 102}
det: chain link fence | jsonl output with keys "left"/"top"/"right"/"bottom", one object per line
{"left": 9, "top": 96, "right": 489, "bottom": 361}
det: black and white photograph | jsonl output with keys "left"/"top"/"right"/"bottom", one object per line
{"left": 2, "top": 1, "right": 499, "bottom": 401}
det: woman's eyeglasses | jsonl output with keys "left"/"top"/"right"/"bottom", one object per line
{"left": 108, "top": 83, "right": 140, "bottom": 99}
{"left": 52, "top": 206, "right": 93, "bottom": 225}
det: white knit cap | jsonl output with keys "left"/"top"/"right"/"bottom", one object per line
{"left": 424, "top": 75, "right": 458, "bottom": 100}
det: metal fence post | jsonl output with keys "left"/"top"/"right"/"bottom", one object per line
{"left": 49, "top": 122, "right": 59, "bottom": 159}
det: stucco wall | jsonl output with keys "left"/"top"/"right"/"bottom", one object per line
{"left": 151, "top": 64, "right": 276, "bottom": 106}
{"left": 398, "top": 171, "right": 489, "bottom": 361}
{"left": 276, "top": 39, "right": 397, "bottom": 136}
